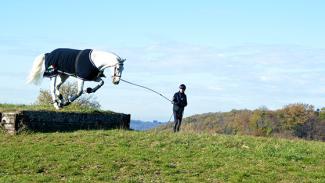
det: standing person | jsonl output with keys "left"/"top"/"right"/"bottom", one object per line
{"left": 172, "top": 84, "right": 188, "bottom": 132}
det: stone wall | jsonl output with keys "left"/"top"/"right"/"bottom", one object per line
{"left": 0, "top": 110, "right": 130, "bottom": 134}
{"left": 0, "top": 112, "right": 18, "bottom": 135}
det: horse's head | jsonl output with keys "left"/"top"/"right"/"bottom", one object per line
{"left": 112, "top": 57, "right": 125, "bottom": 85}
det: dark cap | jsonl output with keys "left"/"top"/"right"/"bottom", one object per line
{"left": 179, "top": 84, "right": 186, "bottom": 90}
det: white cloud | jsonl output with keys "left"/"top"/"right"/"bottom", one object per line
{"left": 111, "top": 42, "right": 325, "bottom": 118}
{"left": 208, "top": 86, "right": 224, "bottom": 91}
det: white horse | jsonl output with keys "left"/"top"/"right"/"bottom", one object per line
{"left": 27, "top": 48, "right": 125, "bottom": 109}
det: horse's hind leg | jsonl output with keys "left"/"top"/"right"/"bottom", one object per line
{"left": 50, "top": 76, "right": 61, "bottom": 109}
{"left": 55, "top": 74, "right": 69, "bottom": 101}
{"left": 50, "top": 74, "right": 69, "bottom": 109}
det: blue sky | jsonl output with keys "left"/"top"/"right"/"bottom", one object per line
{"left": 1, "top": 1, "right": 325, "bottom": 121}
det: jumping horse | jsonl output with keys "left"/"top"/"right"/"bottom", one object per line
{"left": 27, "top": 48, "right": 125, "bottom": 109}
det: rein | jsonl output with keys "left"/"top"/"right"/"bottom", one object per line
{"left": 111, "top": 59, "right": 175, "bottom": 122}
{"left": 120, "top": 78, "right": 172, "bottom": 103}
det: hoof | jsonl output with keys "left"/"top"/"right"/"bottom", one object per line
{"left": 62, "top": 101, "right": 71, "bottom": 106}
{"left": 86, "top": 87, "right": 93, "bottom": 93}
{"left": 54, "top": 102, "right": 62, "bottom": 110}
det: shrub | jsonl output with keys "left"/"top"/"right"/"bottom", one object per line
{"left": 35, "top": 82, "right": 101, "bottom": 110}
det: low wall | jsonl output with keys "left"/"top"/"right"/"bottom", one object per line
{"left": 0, "top": 110, "right": 130, "bottom": 134}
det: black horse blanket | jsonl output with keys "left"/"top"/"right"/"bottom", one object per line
{"left": 44, "top": 48, "right": 100, "bottom": 81}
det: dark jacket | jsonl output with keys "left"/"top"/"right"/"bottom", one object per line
{"left": 44, "top": 48, "right": 100, "bottom": 81}
{"left": 173, "top": 92, "right": 187, "bottom": 115}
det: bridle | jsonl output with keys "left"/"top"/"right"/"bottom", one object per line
{"left": 111, "top": 59, "right": 124, "bottom": 80}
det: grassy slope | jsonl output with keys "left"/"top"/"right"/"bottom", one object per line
{"left": 0, "top": 130, "right": 324, "bottom": 182}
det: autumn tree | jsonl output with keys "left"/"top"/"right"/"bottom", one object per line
{"left": 278, "top": 103, "right": 315, "bottom": 129}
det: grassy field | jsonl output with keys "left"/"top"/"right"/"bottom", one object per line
{"left": 0, "top": 103, "right": 113, "bottom": 114}
{"left": 0, "top": 130, "right": 324, "bottom": 182}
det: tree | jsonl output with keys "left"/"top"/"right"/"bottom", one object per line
{"left": 35, "top": 82, "right": 101, "bottom": 110}
{"left": 278, "top": 103, "right": 315, "bottom": 129}
{"left": 249, "top": 109, "right": 275, "bottom": 136}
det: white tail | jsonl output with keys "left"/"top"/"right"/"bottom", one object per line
{"left": 26, "top": 54, "right": 45, "bottom": 85}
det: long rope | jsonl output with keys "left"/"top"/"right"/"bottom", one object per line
{"left": 120, "top": 78, "right": 172, "bottom": 103}
{"left": 120, "top": 78, "right": 175, "bottom": 123}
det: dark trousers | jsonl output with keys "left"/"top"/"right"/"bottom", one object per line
{"left": 173, "top": 111, "right": 183, "bottom": 132}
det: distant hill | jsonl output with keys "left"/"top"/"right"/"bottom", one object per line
{"left": 130, "top": 120, "right": 165, "bottom": 131}
{"left": 157, "top": 104, "right": 325, "bottom": 141}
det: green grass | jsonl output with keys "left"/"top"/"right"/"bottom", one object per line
{"left": 0, "top": 130, "right": 324, "bottom": 182}
{"left": 0, "top": 103, "right": 114, "bottom": 114}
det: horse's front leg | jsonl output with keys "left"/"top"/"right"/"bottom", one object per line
{"left": 85, "top": 79, "right": 104, "bottom": 93}
{"left": 64, "top": 79, "right": 84, "bottom": 106}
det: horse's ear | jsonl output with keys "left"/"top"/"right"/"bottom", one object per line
{"left": 119, "top": 58, "right": 126, "bottom": 63}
